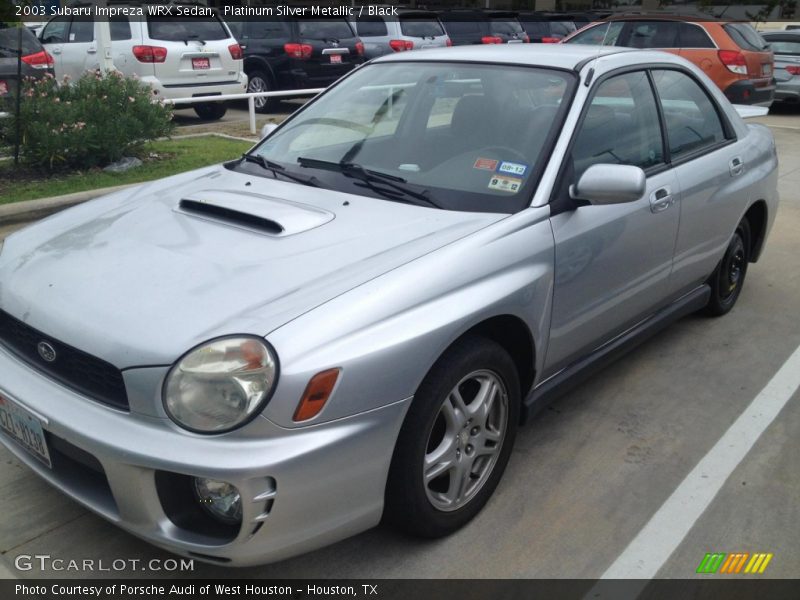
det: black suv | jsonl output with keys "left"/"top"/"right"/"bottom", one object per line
{"left": 227, "top": 16, "right": 364, "bottom": 112}
{"left": 0, "top": 24, "right": 55, "bottom": 106}
{"left": 516, "top": 12, "right": 578, "bottom": 43}
{"left": 438, "top": 10, "right": 529, "bottom": 46}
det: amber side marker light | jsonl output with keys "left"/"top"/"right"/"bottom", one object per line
{"left": 293, "top": 368, "right": 341, "bottom": 422}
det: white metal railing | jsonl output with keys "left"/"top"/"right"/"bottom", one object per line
{"left": 163, "top": 88, "right": 325, "bottom": 134}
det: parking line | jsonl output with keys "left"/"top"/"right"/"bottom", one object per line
{"left": 600, "top": 343, "right": 800, "bottom": 579}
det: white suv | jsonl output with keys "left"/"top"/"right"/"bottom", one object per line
{"left": 39, "top": 4, "right": 246, "bottom": 120}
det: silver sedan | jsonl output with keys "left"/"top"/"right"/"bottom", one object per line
{"left": 0, "top": 45, "right": 779, "bottom": 566}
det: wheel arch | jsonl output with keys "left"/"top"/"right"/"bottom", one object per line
{"left": 743, "top": 200, "right": 768, "bottom": 263}
{"left": 243, "top": 58, "right": 277, "bottom": 86}
{"left": 434, "top": 314, "right": 537, "bottom": 416}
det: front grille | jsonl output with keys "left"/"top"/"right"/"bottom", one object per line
{"left": 0, "top": 309, "right": 129, "bottom": 410}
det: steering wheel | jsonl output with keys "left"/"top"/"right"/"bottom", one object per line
{"left": 292, "top": 117, "right": 373, "bottom": 136}
{"left": 479, "top": 146, "right": 530, "bottom": 165}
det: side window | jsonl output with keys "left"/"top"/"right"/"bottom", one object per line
{"left": 355, "top": 17, "right": 388, "bottom": 37}
{"left": 41, "top": 17, "right": 70, "bottom": 44}
{"left": 624, "top": 21, "right": 679, "bottom": 48}
{"left": 566, "top": 21, "right": 622, "bottom": 45}
{"left": 572, "top": 71, "right": 664, "bottom": 178}
{"left": 68, "top": 19, "right": 94, "bottom": 43}
{"left": 678, "top": 23, "right": 714, "bottom": 48}
{"left": 652, "top": 70, "right": 727, "bottom": 159}
{"left": 110, "top": 17, "right": 131, "bottom": 42}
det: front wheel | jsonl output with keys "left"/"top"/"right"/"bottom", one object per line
{"left": 384, "top": 336, "right": 520, "bottom": 538}
{"left": 704, "top": 218, "right": 751, "bottom": 316}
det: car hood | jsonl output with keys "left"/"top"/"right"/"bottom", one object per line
{"left": 0, "top": 166, "right": 504, "bottom": 368}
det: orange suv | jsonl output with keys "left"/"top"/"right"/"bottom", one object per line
{"left": 562, "top": 15, "right": 775, "bottom": 106}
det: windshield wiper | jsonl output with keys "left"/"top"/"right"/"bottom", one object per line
{"left": 240, "top": 154, "right": 319, "bottom": 187}
{"left": 296, "top": 157, "right": 440, "bottom": 208}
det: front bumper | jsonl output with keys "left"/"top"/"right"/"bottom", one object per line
{"left": 723, "top": 79, "right": 776, "bottom": 107}
{"left": 0, "top": 344, "right": 410, "bottom": 566}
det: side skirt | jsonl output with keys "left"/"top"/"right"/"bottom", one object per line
{"left": 521, "top": 284, "right": 711, "bottom": 424}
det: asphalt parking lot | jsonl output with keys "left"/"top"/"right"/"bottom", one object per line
{"left": 0, "top": 109, "right": 799, "bottom": 580}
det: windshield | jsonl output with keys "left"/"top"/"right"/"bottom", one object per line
{"left": 242, "top": 62, "right": 575, "bottom": 214}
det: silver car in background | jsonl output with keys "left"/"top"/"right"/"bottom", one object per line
{"left": 761, "top": 30, "right": 800, "bottom": 103}
{"left": 353, "top": 9, "right": 451, "bottom": 58}
{"left": 0, "top": 45, "right": 779, "bottom": 566}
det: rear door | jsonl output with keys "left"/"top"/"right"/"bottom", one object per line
{"left": 353, "top": 15, "right": 390, "bottom": 58}
{"left": 398, "top": 13, "right": 449, "bottom": 49}
{"left": 144, "top": 14, "right": 237, "bottom": 87}
{"left": 650, "top": 68, "right": 749, "bottom": 295}
{"left": 295, "top": 18, "right": 360, "bottom": 86}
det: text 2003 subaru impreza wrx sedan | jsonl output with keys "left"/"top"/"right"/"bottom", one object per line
{"left": 0, "top": 45, "right": 778, "bottom": 565}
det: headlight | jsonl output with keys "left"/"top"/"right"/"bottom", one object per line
{"left": 163, "top": 336, "right": 278, "bottom": 433}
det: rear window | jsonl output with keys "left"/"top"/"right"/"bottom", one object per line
{"left": 355, "top": 17, "right": 388, "bottom": 37}
{"left": 490, "top": 19, "right": 524, "bottom": 35}
{"left": 148, "top": 16, "right": 229, "bottom": 42}
{"left": 228, "top": 20, "right": 289, "bottom": 40}
{"left": 0, "top": 26, "right": 41, "bottom": 57}
{"left": 724, "top": 23, "right": 769, "bottom": 51}
{"left": 521, "top": 21, "right": 548, "bottom": 37}
{"left": 399, "top": 16, "right": 445, "bottom": 38}
{"left": 297, "top": 19, "right": 354, "bottom": 40}
{"left": 765, "top": 38, "right": 800, "bottom": 54}
{"left": 442, "top": 20, "right": 482, "bottom": 35}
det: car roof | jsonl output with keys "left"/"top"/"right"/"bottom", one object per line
{"left": 761, "top": 30, "right": 800, "bottom": 36}
{"left": 372, "top": 43, "right": 636, "bottom": 70}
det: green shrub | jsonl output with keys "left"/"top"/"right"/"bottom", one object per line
{"left": 12, "top": 70, "right": 175, "bottom": 171}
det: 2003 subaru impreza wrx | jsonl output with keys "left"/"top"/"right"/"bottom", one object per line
{"left": 0, "top": 45, "right": 779, "bottom": 565}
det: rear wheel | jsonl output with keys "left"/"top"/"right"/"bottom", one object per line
{"left": 193, "top": 103, "right": 227, "bottom": 121}
{"left": 384, "top": 336, "right": 520, "bottom": 538}
{"left": 704, "top": 218, "right": 751, "bottom": 316}
{"left": 247, "top": 71, "right": 278, "bottom": 113}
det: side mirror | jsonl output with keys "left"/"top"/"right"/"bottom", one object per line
{"left": 260, "top": 123, "right": 278, "bottom": 140}
{"left": 570, "top": 164, "right": 646, "bottom": 205}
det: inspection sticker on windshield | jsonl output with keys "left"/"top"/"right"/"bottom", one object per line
{"left": 497, "top": 161, "right": 529, "bottom": 177}
{"left": 488, "top": 175, "right": 523, "bottom": 193}
{"left": 474, "top": 158, "right": 499, "bottom": 171}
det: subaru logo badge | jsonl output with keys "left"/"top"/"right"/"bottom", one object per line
{"left": 37, "top": 341, "right": 57, "bottom": 363}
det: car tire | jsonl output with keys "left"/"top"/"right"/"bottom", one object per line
{"left": 704, "top": 218, "right": 751, "bottom": 317}
{"left": 384, "top": 335, "right": 520, "bottom": 538}
{"left": 247, "top": 71, "right": 278, "bottom": 113}
{"left": 193, "top": 103, "right": 227, "bottom": 121}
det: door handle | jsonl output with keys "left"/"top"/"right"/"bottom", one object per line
{"left": 87, "top": 46, "right": 97, "bottom": 54}
{"left": 649, "top": 187, "right": 673, "bottom": 213}
{"left": 51, "top": 47, "right": 62, "bottom": 55}
{"left": 729, "top": 156, "right": 744, "bottom": 176}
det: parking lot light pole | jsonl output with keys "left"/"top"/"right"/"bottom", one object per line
{"left": 96, "top": 2, "right": 115, "bottom": 72}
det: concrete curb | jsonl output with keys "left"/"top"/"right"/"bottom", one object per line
{"left": 0, "top": 184, "right": 137, "bottom": 226}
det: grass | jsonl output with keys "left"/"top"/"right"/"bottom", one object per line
{"left": 0, "top": 135, "right": 254, "bottom": 206}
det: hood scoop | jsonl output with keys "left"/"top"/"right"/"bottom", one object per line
{"left": 176, "top": 190, "right": 334, "bottom": 237}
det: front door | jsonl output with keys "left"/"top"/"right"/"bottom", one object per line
{"left": 544, "top": 70, "right": 680, "bottom": 378}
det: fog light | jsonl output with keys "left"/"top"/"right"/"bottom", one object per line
{"left": 193, "top": 478, "right": 242, "bottom": 524}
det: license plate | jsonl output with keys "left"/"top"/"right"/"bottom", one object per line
{"left": 0, "top": 393, "right": 51, "bottom": 468}
{"left": 192, "top": 57, "right": 210, "bottom": 70}
{"left": 763, "top": 64, "right": 772, "bottom": 76}
{"left": 330, "top": 54, "right": 342, "bottom": 64}
{"left": 0, "top": 81, "right": 7, "bottom": 96}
